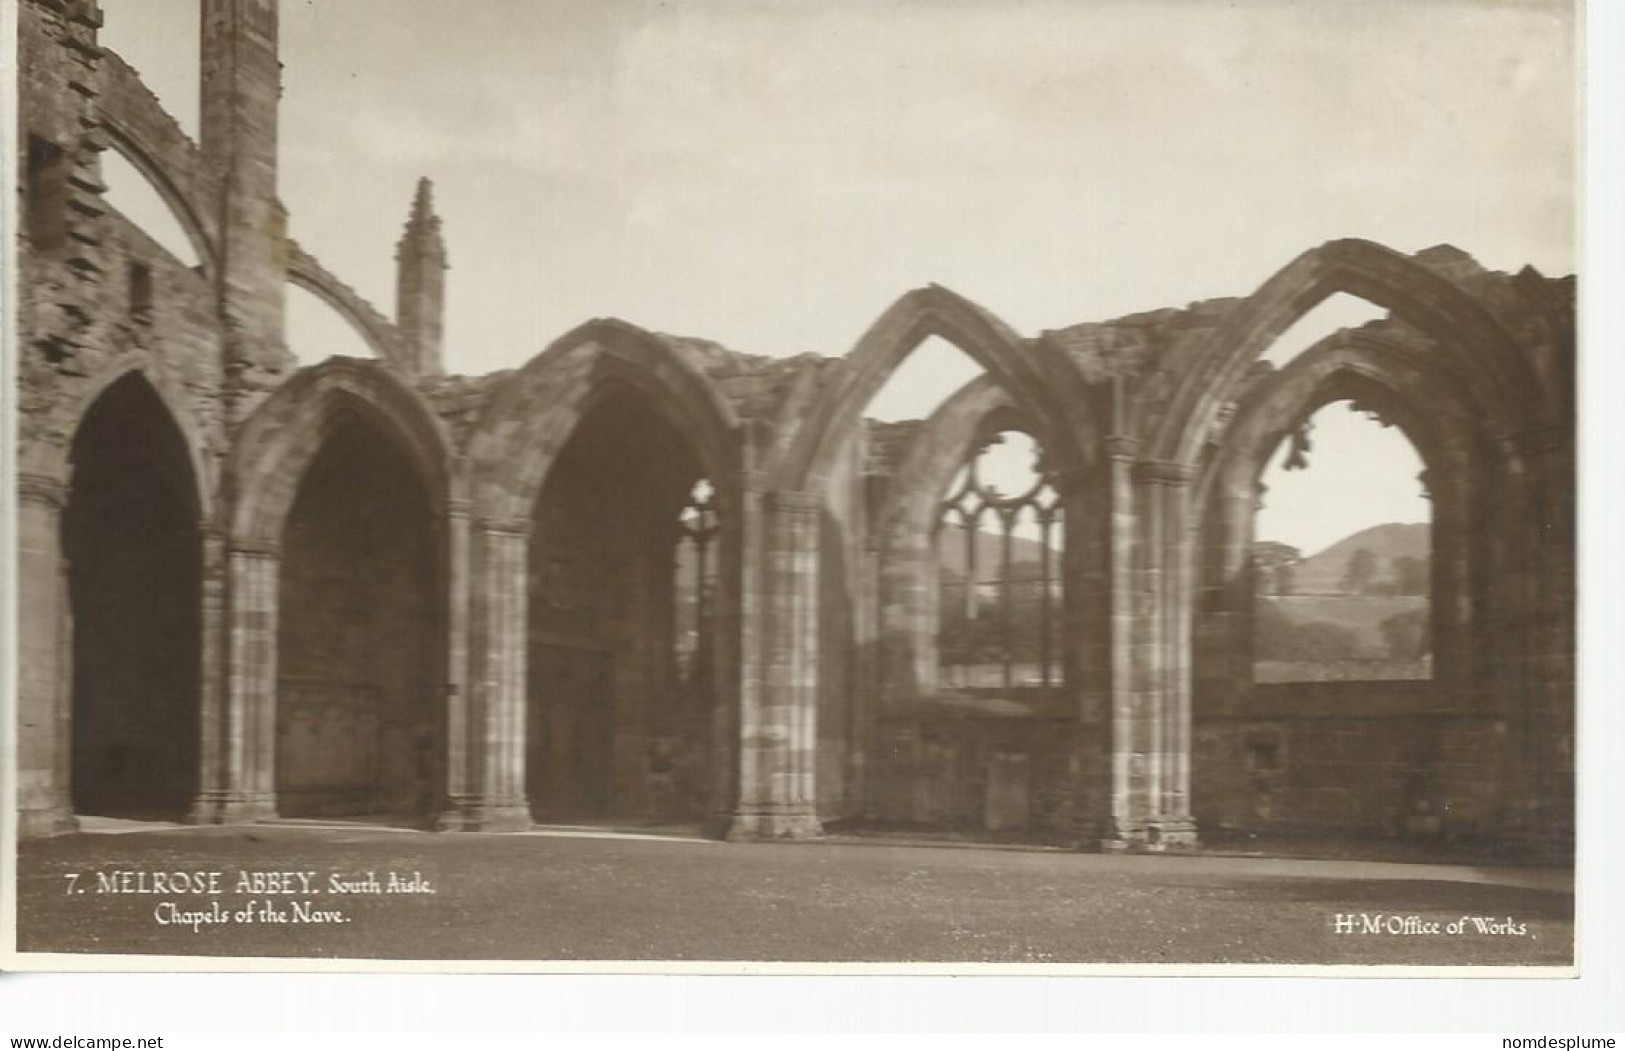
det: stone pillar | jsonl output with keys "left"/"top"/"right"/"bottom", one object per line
{"left": 1499, "top": 427, "right": 1574, "bottom": 859}
{"left": 1105, "top": 458, "right": 1199, "bottom": 851}
{"left": 1146, "top": 460, "right": 1198, "bottom": 847}
{"left": 193, "top": 539, "right": 280, "bottom": 822}
{"left": 727, "top": 489, "right": 823, "bottom": 839}
{"left": 16, "top": 472, "right": 76, "bottom": 838}
{"left": 857, "top": 452, "right": 897, "bottom": 822}
{"left": 436, "top": 499, "right": 472, "bottom": 827}
{"left": 1102, "top": 439, "right": 1143, "bottom": 846}
{"left": 1208, "top": 480, "right": 1258, "bottom": 713}
{"left": 189, "top": 523, "right": 228, "bottom": 821}
{"left": 1051, "top": 458, "right": 1112, "bottom": 847}
{"left": 440, "top": 517, "right": 532, "bottom": 831}
{"left": 201, "top": 0, "right": 289, "bottom": 371}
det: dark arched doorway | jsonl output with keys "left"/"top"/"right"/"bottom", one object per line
{"left": 276, "top": 410, "right": 442, "bottom": 821}
{"left": 64, "top": 373, "right": 202, "bottom": 819}
{"left": 526, "top": 384, "right": 714, "bottom": 824}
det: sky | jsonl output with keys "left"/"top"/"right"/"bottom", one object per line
{"left": 94, "top": 0, "right": 1576, "bottom": 554}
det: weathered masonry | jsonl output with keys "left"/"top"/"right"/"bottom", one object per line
{"left": 14, "top": 0, "right": 1575, "bottom": 858}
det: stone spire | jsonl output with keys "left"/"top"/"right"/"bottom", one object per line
{"left": 395, "top": 177, "right": 448, "bottom": 376}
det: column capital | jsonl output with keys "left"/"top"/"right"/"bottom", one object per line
{"left": 762, "top": 489, "right": 822, "bottom": 516}
{"left": 1132, "top": 458, "right": 1196, "bottom": 487}
{"left": 476, "top": 515, "right": 531, "bottom": 538}
{"left": 227, "top": 537, "right": 282, "bottom": 558}
{"left": 1104, "top": 434, "right": 1139, "bottom": 462}
{"left": 447, "top": 497, "right": 474, "bottom": 518}
{"left": 17, "top": 472, "right": 70, "bottom": 509}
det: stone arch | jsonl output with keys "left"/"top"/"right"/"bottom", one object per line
{"left": 867, "top": 373, "right": 1092, "bottom": 834}
{"left": 1199, "top": 331, "right": 1482, "bottom": 514}
{"left": 875, "top": 376, "right": 1026, "bottom": 703}
{"left": 462, "top": 319, "right": 743, "bottom": 827}
{"left": 24, "top": 351, "right": 217, "bottom": 519}
{"left": 772, "top": 285, "right": 1096, "bottom": 494}
{"left": 1196, "top": 330, "right": 1486, "bottom": 698}
{"left": 225, "top": 358, "right": 453, "bottom": 546}
{"left": 1153, "top": 238, "right": 1547, "bottom": 466}
{"left": 879, "top": 376, "right": 1023, "bottom": 550}
{"left": 94, "top": 122, "right": 216, "bottom": 275}
{"left": 285, "top": 242, "right": 409, "bottom": 369}
{"left": 466, "top": 319, "right": 742, "bottom": 523}
{"left": 1188, "top": 329, "right": 1512, "bottom": 840}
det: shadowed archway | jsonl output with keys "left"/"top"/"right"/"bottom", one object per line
{"left": 275, "top": 409, "right": 443, "bottom": 820}
{"left": 64, "top": 373, "right": 202, "bottom": 818}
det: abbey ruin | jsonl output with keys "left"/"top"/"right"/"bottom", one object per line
{"left": 14, "top": 0, "right": 1576, "bottom": 858}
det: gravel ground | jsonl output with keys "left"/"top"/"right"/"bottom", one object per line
{"left": 14, "top": 825, "right": 1573, "bottom": 966}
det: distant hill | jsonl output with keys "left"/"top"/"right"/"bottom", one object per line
{"left": 1288, "top": 522, "right": 1429, "bottom": 595}
{"left": 674, "top": 524, "right": 1059, "bottom": 609}
{"left": 935, "top": 523, "right": 1058, "bottom": 582}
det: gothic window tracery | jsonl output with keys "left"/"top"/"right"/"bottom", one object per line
{"left": 934, "top": 431, "right": 1064, "bottom": 694}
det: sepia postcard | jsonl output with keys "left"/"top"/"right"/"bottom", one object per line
{"left": 1, "top": 0, "right": 1581, "bottom": 975}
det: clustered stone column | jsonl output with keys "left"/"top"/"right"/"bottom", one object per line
{"left": 15, "top": 472, "right": 76, "bottom": 838}
{"left": 436, "top": 499, "right": 473, "bottom": 828}
{"left": 191, "top": 538, "right": 281, "bottom": 823}
{"left": 1498, "top": 426, "right": 1574, "bottom": 859}
{"left": 1140, "top": 459, "right": 1198, "bottom": 847}
{"left": 728, "top": 489, "right": 823, "bottom": 839}
{"left": 1103, "top": 455, "right": 1199, "bottom": 851}
{"left": 439, "top": 516, "right": 533, "bottom": 831}
{"left": 189, "top": 524, "right": 231, "bottom": 822}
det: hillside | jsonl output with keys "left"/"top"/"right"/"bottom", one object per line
{"left": 935, "top": 523, "right": 1058, "bottom": 581}
{"left": 1288, "top": 522, "right": 1429, "bottom": 594}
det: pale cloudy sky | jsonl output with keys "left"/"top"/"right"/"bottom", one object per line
{"left": 95, "top": 0, "right": 1576, "bottom": 553}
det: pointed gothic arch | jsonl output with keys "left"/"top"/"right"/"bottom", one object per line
{"left": 1189, "top": 325, "right": 1521, "bottom": 841}
{"left": 63, "top": 371, "right": 206, "bottom": 818}
{"left": 1152, "top": 238, "right": 1550, "bottom": 466}
{"left": 225, "top": 358, "right": 453, "bottom": 546}
{"left": 25, "top": 351, "right": 218, "bottom": 517}
{"left": 465, "top": 318, "right": 743, "bottom": 523}
{"left": 772, "top": 286, "right": 1096, "bottom": 494}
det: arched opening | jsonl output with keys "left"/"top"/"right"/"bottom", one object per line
{"left": 64, "top": 374, "right": 201, "bottom": 819}
{"left": 1253, "top": 401, "right": 1432, "bottom": 683}
{"left": 1191, "top": 364, "right": 1470, "bottom": 848}
{"left": 865, "top": 336, "right": 985, "bottom": 423}
{"left": 817, "top": 337, "right": 993, "bottom": 820}
{"left": 275, "top": 411, "right": 442, "bottom": 821}
{"left": 286, "top": 282, "right": 382, "bottom": 366}
{"left": 99, "top": 149, "right": 203, "bottom": 269}
{"left": 869, "top": 402, "right": 1078, "bottom": 838}
{"left": 526, "top": 383, "right": 714, "bottom": 824}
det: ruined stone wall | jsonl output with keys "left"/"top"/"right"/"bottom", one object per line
{"left": 869, "top": 714, "right": 1079, "bottom": 837}
{"left": 17, "top": 3, "right": 230, "bottom": 484}
{"left": 1194, "top": 682, "right": 1510, "bottom": 842}
{"left": 815, "top": 430, "right": 862, "bottom": 820}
